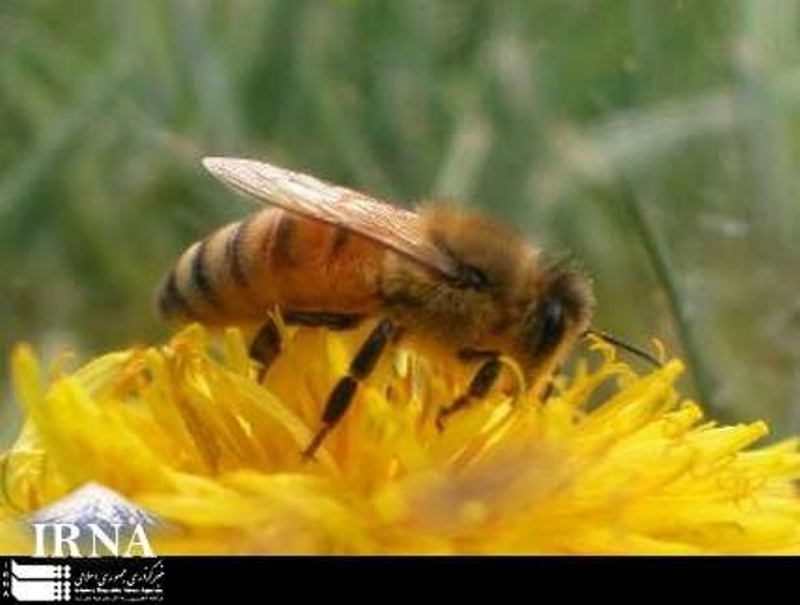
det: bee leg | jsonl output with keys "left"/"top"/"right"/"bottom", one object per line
{"left": 540, "top": 364, "right": 562, "bottom": 403}
{"left": 302, "top": 318, "right": 398, "bottom": 460}
{"left": 436, "top": 356, "right": 502, "bottom": 431}
{"left": 249, "top": 317, "right": 282, "bottom": 382}
{"left": 250, "top": 312, "right": 365, "bottom": 382}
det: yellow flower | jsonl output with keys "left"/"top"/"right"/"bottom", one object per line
{"left": 3, "top": 322, "right": 800, "bottom": 554}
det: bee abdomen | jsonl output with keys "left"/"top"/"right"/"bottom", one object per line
{"left": 157, "top": 220, "right": 250, "bottom": 323}
{"left": 157, "top": 206, "right": 383, "bottom": 324}
{"left": 158, "top": 207, "right": 292, "bottom": 323}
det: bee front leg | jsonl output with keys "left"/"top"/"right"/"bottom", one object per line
{"left": 436, "top": 355, "right": 502, "bottom": 431}
{"left": 540, "top": 364, "right": 562, "bottom": 404}
{"left": 302, "top": 318, "right": 400, "bottom": 460}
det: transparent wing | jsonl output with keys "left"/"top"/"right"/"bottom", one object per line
{"left": 202, "top": 156, "right": 459, "bottom": 278}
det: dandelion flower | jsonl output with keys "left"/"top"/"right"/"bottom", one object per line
{"left": 3, "top": 323, "right": 800, "bottom": 554}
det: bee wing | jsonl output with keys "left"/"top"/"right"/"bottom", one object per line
{"left": 202, "top": 156, "right": 460, "bottom": 279}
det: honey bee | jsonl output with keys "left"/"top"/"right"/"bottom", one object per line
{"left": 158, "top": 157, "right": 658, "bottom": 458}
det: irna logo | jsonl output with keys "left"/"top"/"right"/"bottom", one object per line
{"left": 31, "top": 522, "right": 154, "bottom": 558}
{"left": 26, "top": 483, "right": 160, "bottom": 559}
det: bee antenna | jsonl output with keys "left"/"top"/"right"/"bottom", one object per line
{"left": 584, "top": 329, "right": 663, "bottom": 368}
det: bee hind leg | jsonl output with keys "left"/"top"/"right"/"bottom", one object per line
{"left": 249, "top": 312, "right": 364, "bottom": 382}
{"left": 436, "top": 355, "right": 502, "bottom": 431}
{"left": 249, "top": 317, "right": 282, "bottom": 382}
{"left": 302, "top": 318, "right": 399, "bottom": 460}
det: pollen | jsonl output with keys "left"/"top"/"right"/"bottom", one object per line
{"left": 2, "top": 324, "right": 800, "bottom": 554}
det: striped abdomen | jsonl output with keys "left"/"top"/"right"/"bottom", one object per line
{"left": 157, "top": 208, "right": 385, "bottom": 325}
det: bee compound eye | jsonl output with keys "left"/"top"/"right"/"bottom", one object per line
{"left": 537, "top": 298, "right": 565, "bottom": 355}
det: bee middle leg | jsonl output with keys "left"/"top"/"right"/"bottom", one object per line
{"left": 436, "top": 355, "right": 502, "bottom": 431}
{"left": 249, "top": 311, "right": 364, "bottom": 381}
{"left": 302, "top": 318, "right": 399, "bottom": 460}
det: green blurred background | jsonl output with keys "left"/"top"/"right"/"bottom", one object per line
{"left": 2, "top": 0, "right": 799, "bottom": 444}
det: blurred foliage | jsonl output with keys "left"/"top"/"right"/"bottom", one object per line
{"left": 1, "top": 0, "right": 799, "bottom": 443}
